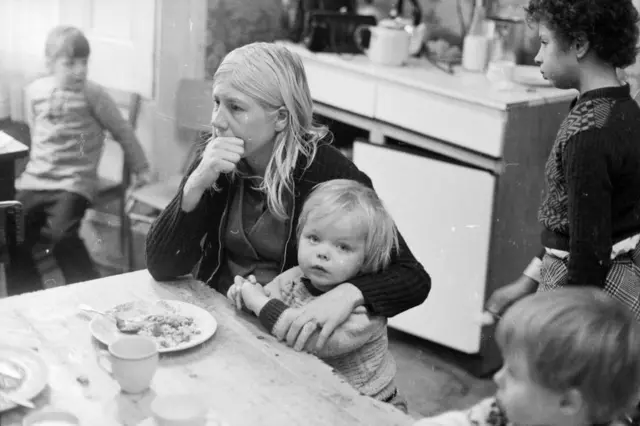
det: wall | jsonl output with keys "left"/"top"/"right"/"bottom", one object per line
{"left": 204, "top": 0, "right": 286, "bottom": 78}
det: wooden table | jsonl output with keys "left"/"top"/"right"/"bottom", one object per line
{"left": 0, "top": 131, "right": 29, "bottom": 202}
{"left": 0, "top": 270, "right": 414, "bottom": 426}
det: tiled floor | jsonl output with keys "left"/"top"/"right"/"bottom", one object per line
{"left": 1, "top": 119, "right": 497, "bottom": 420}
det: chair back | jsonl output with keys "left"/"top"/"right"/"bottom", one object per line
{"left": 97, "top": 87, "right": 141, "bottom": 186}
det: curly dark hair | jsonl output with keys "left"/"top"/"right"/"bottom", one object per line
{"left": 525, "top": 0, "right": 640, "bottom": 68}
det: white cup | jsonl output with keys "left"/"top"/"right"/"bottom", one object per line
{"left": 22, "top": 409, "right": 80, "bottom": 426}
{"left": 151, "top": 394, "right": 207, "bottom": 426}
{"left": 98, "top": 335, "right": 159, "bottom": 393}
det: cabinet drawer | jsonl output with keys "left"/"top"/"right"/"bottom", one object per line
{"left": 375, "top": 82, "right": 507, "bottom": 158}
{"left": 304, "top": 61, "right": 376, "bottom": 118}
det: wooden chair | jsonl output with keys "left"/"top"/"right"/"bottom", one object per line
{"left": 125, "top": 79, "right": 213, "bottom": 268}
{"left": 90, "top": 87, "right": 141, "bottom": 273}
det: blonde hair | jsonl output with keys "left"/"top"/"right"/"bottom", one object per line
{"left": 297, "top": 179, "right": 399, "bottom": 274}
{"left": 496, "top": 288, "right": 640, "bottom": 423}
{"left": 212, "top": 42, "right": 329, "bottom": 220}
{"left": 44, "top": 26, "right": 90, "bottom": 70}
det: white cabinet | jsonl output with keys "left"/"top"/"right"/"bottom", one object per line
{"left": 354, "top": 141, "right": 495, "bottom": 353}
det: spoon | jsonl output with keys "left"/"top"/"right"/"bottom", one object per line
{"left": 77, "top": 304, "right": 141, "bottom": 333}
{"left": 0, "top": 390, "right": 35, "bottom": 409}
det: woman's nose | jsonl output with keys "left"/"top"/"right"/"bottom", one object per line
{"left": 211, "top": 107, "right": 228, "bottom": 131}
{"left": 493, "top": 367, "right": 504, "bottom": 385}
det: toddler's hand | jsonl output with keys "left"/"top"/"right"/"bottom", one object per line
{"left": 240, "top": 278, "right": 269, "bottom": 315}
{"left": 226, "top": 276, "right": 246, "bottom": 311}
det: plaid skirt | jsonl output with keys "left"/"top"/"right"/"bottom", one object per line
{"left": 539, "top": 244, "right": 640, "bottom": 320}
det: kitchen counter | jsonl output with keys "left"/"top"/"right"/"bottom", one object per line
{"left": 281, "top": 41, "right": 576, "bottom": 111}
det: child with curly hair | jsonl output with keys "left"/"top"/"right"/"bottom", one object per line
{"left": 416, "top": 288, "right": 640, "bottom": 426}
{"left": 487, "top": 0, "right": 640, "bottom": 320}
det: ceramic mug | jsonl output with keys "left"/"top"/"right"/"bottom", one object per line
{"left": 97, "top": 335, "right": 159, "bottom": 393}
{"left": 151, "top": 394, "right": 208, "bottom": 426}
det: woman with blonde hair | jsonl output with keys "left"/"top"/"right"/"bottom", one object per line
{"left": 145, "top": 42, "right": 430, "bottom": 351}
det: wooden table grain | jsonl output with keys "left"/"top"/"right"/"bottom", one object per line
{"left": 0, "top": 270, "right": 414, "bottom": 426}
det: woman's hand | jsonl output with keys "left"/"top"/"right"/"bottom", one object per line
{"left": 182, "top": 137, "right": 244, "bottom": 211}
{"left": 485, "top": 274, "right": 538, "bottom": 318}
{"left": 274, "top": 283, "right": 364, "bottom": 352}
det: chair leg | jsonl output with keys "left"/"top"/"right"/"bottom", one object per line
{"left": 119, "top": 197, "right": 133, "bottom": 273}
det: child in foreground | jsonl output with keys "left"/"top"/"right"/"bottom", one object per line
{"left": 416, "top": 287, "right": 640, "bottom": 426}
{"left": 227, "top": 179, "right": 408, "bottom": 412}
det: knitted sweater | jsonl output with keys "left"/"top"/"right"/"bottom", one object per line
{"left": 145, "top": 139, "right": 431, "bottom": 317}
{"left": 538, "top": 85, "right": 640, "bottom": 287}
{"left": 17, "top": 76, "right": 149, "bottom": 201}
{"left": 258, "top": 274, "right": 397, "bottom": 399}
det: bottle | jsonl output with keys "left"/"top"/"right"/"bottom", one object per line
{"left": 461, "top": 0, "right": 490, "bottom": 72}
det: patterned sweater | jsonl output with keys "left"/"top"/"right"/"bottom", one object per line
{"left": 538, "top": 85, "right": 640, "bottom": 287}
{"left": 17, "top": 76, "right": 149, "bottom": 201}
{"left": 258, "top": 274, "right": 397, "bottom": 400}
{"left": 145, "top": 140, "right": 431, "bottom": 317}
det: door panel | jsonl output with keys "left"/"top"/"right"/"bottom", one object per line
{"left": 59, "top": 0, "right": 155, "bottom": 98}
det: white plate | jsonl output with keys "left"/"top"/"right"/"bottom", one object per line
{"left": 89, "top": 300, "right": 217, "bottom": 353}
{"left": 0, "top": 345, "right": 48, "bottom": 412}
{"left": 512, "top": 65, "right": 552, "bottom": 87}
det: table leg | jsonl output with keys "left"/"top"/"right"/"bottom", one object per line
{"left": 0, "top": 264, "right": 7, "bottom": 298}
{"left": 0, "top": 160, "right": 16, "bottom": 201}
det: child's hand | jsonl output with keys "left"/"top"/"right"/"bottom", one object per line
{"left": 240, "top": 278, "right": 269, "bottom": 315}
{"left": 226, "top": 275, "right": 248, "bottom": 310}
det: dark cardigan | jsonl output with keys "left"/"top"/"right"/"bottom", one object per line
{"left": 145, "top": 139, "right": 431, "bottom": 317}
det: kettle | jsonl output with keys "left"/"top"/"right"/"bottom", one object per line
{"left": 354, "top": 19, "right": 411, "bottom": 66}
{"left": 389, "top": 0, "right": 428, "bottom": 55}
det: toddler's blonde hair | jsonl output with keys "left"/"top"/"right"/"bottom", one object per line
{"left": 297, "top": 179, "right": 399, "bottom": 274}
{"left": 496, "top": 288, "right": 640, "bottom": 423}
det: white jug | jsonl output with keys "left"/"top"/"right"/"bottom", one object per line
{"left": 355, "top": 21, "right": 411, "bottom": 66}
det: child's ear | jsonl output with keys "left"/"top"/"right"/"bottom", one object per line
{"left": 274, "top": 107, "right": 288, "bottom": 132}
{"left": 573, "top": 33, "right": 590, "bottom": 59}
{"left": 559, "top": 388, "right": 585, "bottom": 417}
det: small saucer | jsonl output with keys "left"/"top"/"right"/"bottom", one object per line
{"left": 22, "top": 409, "right": 80, "bottom": 425}
{"left": 137, "top": 409, "right": 230, "bottom": 426}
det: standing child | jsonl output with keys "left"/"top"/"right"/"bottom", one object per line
{"left": 416, "top": 288, "right": 640, "bottom": 426}
{"left": 227, "top": 179, "right": 407, "bottom": 412}
{"left": 8, "top": 25, "right": 150, "bottom": 294}
{"left": 486, "top": 0, "right": 640, "bottom": 319}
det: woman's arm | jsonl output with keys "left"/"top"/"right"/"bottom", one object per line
{"left": 563, "top": 131, "right": 613, "bottom": 287}
{"left": 258, "top": 298, "right": 383, "bottom": 357}
{"left": 145, "top": 140, "right": 217, "bottom": 281}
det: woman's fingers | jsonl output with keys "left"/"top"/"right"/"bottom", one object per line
{"left": 294, "top": 321, "right": 318, "bottom": 352}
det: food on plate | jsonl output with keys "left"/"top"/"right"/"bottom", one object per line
{"left": 0, "top": 359, "right": 25, "bottom": 391}
{"left": 137, "top": 314, "right": 201, "bottom": 348}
